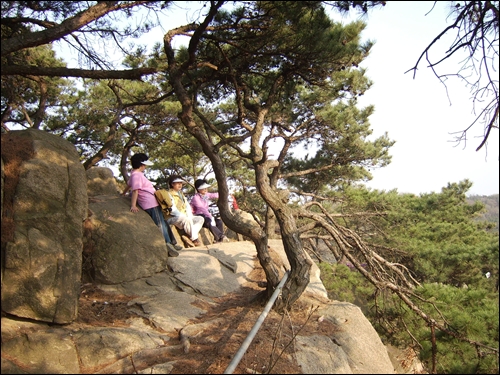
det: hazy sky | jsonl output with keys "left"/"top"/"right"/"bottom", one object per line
{"left": 332, "top": 1, "right": 499, "bottom": 196}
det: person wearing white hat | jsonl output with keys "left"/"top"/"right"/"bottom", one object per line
{"left": 190, "top": 179, "right": 228, "bottom": 243}
{"left": 126, "top": 153, "right": 182, "bottom": 257}
{"left": 165, "top": 174, "right": 204, "bottom": 247}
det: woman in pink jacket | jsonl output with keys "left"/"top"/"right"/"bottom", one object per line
{"left": 126, "top": 153, "right": 182, "bottom": 257}
{"left": 190, "top": 179, "right": 229, "bottom": 243}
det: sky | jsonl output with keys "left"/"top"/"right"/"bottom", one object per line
{"left": 56, "top": 1, "right": 499, "bottom": 196}
{"left": 330, "top": 1, "right": 499, "bottom": 196}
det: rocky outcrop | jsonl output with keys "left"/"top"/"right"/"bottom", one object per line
{"left": 1, "top": 130, "right": 399, "bottom": 373}
{"left": 84, "top": 195, "right": 171, "bottom": 284}
{"left": 1, "top": 129, "right": 87, "bottom": 324}
{"left": 86, "top": 167, "right": 121, "bottom": 197}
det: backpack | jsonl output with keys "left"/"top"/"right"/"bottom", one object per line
{"left": 154, "top": 189, "right": 173, "bottom": 217}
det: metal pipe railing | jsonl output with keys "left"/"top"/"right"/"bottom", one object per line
{"left": 223, "top": 270, "right": 290, "bottom": 374}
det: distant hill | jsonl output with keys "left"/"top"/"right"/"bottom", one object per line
{"left": 467, "top": 194, "right": 499, "bottom": 232}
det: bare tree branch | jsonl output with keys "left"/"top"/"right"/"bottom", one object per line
{"left": 1, "top": 65, "right": 157, "bottom": 80}
{"left": 405, "top": 1, "right": 499, "bottom": 151}
{"left": 1, "top": 1, "right": 154, "bottom": 56}
{"left": 296, "top": 199, "right": 499, "bottom": 357}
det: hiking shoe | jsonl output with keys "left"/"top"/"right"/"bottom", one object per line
{"left": 172, "top": 243, "right": 183, "bottom": 251}
{"left": 192, "top": 238, "right": 202, "bottom": 246}
{"left": 166, "top": 244, "right": 179, "bottom": 257}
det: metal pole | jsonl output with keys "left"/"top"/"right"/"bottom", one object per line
{"left": 223, "top": 270, "right": 290, "bottom": 374}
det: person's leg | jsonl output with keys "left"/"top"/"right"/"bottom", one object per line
{"left": 145, "top": 206, "right": 172, "bottom": 243}
{"left": 145, "top": 207, "right": 179, "bottom": 256}
{"left": 214, "top": 218, "right": 229, "bottom": 242}
{"left": 166, "top": 224, "right": 182, "bottom": 249}
{"left": 201, "top": 215, "right": 211, "bottom": 229}
{"left": 191, "top": 215, "right": 205, "bottom": 241}
{"left": 167, "top": 224, "right": 176, "bottom": 243}
{"left": 210, "top": 225, "right": 224, "bottom": 242}
{"left": 169, "top": 215, "right": 192, "bottom": 238}
{"left": 215, "top": 218, "right": 224, "bottom": 235}
{"left": 171, "top": 214, "right": 203, "bottom": 241}
{"left": 163, "top": 223, "right": 183, "bottom": 250}
{"left": 201, "top": 214, "right": 223, "bottom": 241}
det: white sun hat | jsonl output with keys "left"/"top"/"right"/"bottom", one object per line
{"left": 141, "top": 160, "right": 154, "bottom": 166}
{"left": 172, "top": 178, "right": 186, "bottom": 183}
{"left": 197, "top": 183, "right": 211, "bottom": 190}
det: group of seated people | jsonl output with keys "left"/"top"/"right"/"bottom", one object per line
{"left": 124, "top": 153, "right": 238, "bottom": 257}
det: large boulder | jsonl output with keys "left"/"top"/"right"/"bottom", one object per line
{"left": 86, "top": 166, "right": 121, "bottom": 197}
{"left": 1, "top": 129, "right": 87, "bottom": 324}
{"left": 295, "top": 301, "right": 395, "bottom": 374}
{"left": 84, "top": 194, "right": 171, "bottom": 284}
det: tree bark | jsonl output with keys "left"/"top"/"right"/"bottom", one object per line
{"left": 255, "top": 165, "right": 311, "bottom": 310}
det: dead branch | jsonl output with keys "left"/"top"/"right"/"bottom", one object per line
{"left": 296, "top": 200, "right": 499, "bottom": 358}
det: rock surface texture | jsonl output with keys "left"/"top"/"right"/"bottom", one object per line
{"left": 1, "top": 240, "right": 398, "bottom": 374}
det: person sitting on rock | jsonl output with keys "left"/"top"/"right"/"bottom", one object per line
{"left": 190, "top": 179, "right": 229, "bottom": 243}
{"left": 126, "top": 153, "right": 182, "bottom": 257}
{"left": 165, "top": 175, "right": 204, "bottom": 247}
